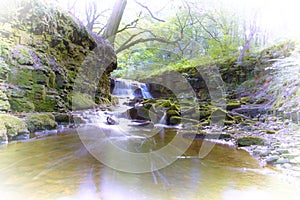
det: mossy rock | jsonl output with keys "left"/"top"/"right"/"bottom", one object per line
{"left": 34, "top": 95, "right": 56, "bottom": 112}
{"left": 167, "top": 109, "right": 180, "bottom": 117}
{"left": 226, "top": 101, "right": 241, "bottom": 110}
{"left": 0, "top": 99, "right": 10, "bottom": 112}
{"left": 0, "top": 114, "right": 28, "bottom": 137}
{"left": 224, "top": 120, "right": 235, "bottom": 125}
{"left": 240, "top": 97, "right": 250, "bottom": 104}
{"left": 129, "top": 107, "right": 150, "bottom": 120}
{"left": 160, "top": 100, "right": 172, "bottom": 108}
{"left": 169, "top": 116, "right": 181, "bottom": 125}
{"left": 25, "top": 113, "right": 57, "bottom": 132}
{"left": 54, "top": 113, "right": 73, "bottom": 124}
{"left": 9, "top": 98, "right": 35, "bottom": 112}
{"left": 13, "top": 46, "right": 34, "bottom": 65}
{"left": 237, "top": 136, "right": 266, "bottom": 147}
{"left": 199, "top": 110, "right": 211, "bottom": 119}
{"left": 8, "top": 67, "right": 33, "bottom": 89}
{"left": 71, "top": 92, "right": 96, "bottom": 110}
{"left": 210, "top": 108, "right": 227, "bottom": 124}
{"left": 169, "top": 103, "right": 179, "bottom": 112}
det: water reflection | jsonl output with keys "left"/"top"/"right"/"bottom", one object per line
{"left": 0, "top": 128, "right": 300, "bottom": 200}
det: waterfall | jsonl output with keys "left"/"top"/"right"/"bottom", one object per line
{"left": 158, "top": 111, "right": 167, "bottom": 124}
{"left": 140, "top": 83, "right": 153, "bottom": 98}
{"left": 112, "top": 78, "right": 135, "bottom": 98}
{"left": 112, "top": 78, "right": 153, "bottom": 99}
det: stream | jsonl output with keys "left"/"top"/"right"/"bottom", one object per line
{"left": 0, "top": 79, "right": 300, "bottom": 200}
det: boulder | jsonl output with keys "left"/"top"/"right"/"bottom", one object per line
{"left": 237, "top": 136, "right": 266, "bottom": 147}
{"left": 25, "top": 113, "right": 57, "bottom": 133}
{"left": 0, "top": 114, "right": 28, "bottom": 139}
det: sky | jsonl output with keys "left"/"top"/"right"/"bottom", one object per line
{"left": 1, "top": 0, "right": 299, "bottom": 41}
{"left": 52, "top": 0, "right": 300, "bottom": 41}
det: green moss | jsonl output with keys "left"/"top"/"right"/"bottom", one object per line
{"left": 224, "top": 120, "right": 235, "bottom": 125}
{"left": 226, "top": 101, "right": 241, "bottom": 110}
{"left": 54, "top": 113, "right": 72, "bottom": 124}
{"left": 110, "top": 95, "right": 119, "bottom": 105}
{"left": 237, "top": 136, "right": 265, "bottom": 147}
{"left": 25, "top": 113, "right": 57, "bottom": 132}
{"left": 160, "top": 100, "right": 172, "bottom": 108}
{"left": 0, "top": 58, "right": 10, "bottom": 77}
{"left": 71, "top": 91, "right": 96, "bottom": 110}
{"left": 9, "top": 98, "right": 35, "bottom": 112}
{"left": 169, "top": 103, "right": 179, "bottom": 111}
{"left": 13, "top": 46, "right": 34, "bottom": 65}
{"left": 169, "top": 116, "right": 181, "bottom": 125}
{"left": 0, "top": 114, "right": 28, "bottom": 137}
{"left": 34, "top": 95, "right": 56, "bottom": 112}
{"left": 0, "top": 91, "right": 10, "bottom": 112}
{"left": 167, "top": 109, "right": 180, "bottom": 116}
{"left": 8, "top": 68, "right": 33, "bottom": 89}
{"left": 240, "top": 97, "right": 250, "bottom": 104}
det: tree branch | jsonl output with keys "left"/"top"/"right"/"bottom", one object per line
{"left": 134, "top": 0, "right": 165, "bottom": 22}
{"left": 117, "top": 37, "right": 174, "bottom": 54}
{"left": 117, "top": 14, "right": 141, "bottom": 34}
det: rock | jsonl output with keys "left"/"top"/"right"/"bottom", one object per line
{"left": 226, "top": 101, "right": 241, "bottom": 110}
{"left": 169, "top": 116, "right": 181, "bottom": 125}
{"left": 166, "top": 109, "right": 181, "bottom": 125}
{"left": 128, "top": 107, "right": 151, "bottom": 121}
{"left": 210, "top": 108, "right": 227, "bottom": 123}
{"left": 0, "top": 1, "right": 116, "bottom": 113}
{"left": 232, "top": 104, "right": 270, "bottom": 118}
{"left": 182, "top": 133, "right": 231, "bottom": 140}
{"left": 71, "top": 92, "right": 96, "bottom": 110}
{"left": 240, "top": 97, "right": 250, "bottom": 104}
{"left": 25, "top": 113, "right": 57, "bottom": 133}
{"left": 12, "top": 46, "right": 34, "bottom": 65}
{"left": 264, "top": 129, "right": 276, "bottom": 134}
{"left": 0, "top": 91, "right": 10, "bottom": 112}
{"left": 275, "top": 158, "right": 290, "bottom": 164}
{"left": 0, "top": 114, "right": 28, "bottom": 138}
{"left": 54, "top": 113, "right": 73, "bottom": 125}
{"left": 237, "top": 136, "right": 266, "bottom": 147}
{"left": 9, "top": 98, "right": 35, "bottom": 112}
{"left": 266, "top": 155, "right": 280, "bottom": 164}
{"left": 277, "top": 149, "right": 289, "bottom": 154}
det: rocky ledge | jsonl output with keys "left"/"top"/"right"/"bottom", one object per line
{"left": 0, "top": 0, "right": 117, "bottom": 114}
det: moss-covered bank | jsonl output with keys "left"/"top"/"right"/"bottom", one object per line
{"left": 0, "top": 0, "right": 117, "bottom": 113}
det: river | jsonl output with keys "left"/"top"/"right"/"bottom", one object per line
{"left": 0, "top": 127, "right": 300, "bottom": 200}
{"left": 0, "top": 78, "right": 300, "bottom": 199}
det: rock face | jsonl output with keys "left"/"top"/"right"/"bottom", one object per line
{"left": 0, "top": 0, "right": 117, "bottom": 113}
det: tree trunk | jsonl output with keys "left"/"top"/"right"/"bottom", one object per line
{"left": 103, "top": 0, "right": 127, "bottom": 46}
{"left": 237, "top": 29, "right": 255, "bottom": 63}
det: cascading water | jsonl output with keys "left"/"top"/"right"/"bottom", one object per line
{"left": 110, "top": 78, "right": 154, "bottom": 120}
{"left": 112, "top": 78, "right": 153, "bottom": 99}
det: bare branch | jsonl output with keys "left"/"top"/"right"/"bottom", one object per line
{"left": 116, "top": 28, "right": 183, "bottom": 54}
{"left": 117, "top": 37, "right": 177, "bottom": 54}
{"left": 117, "top": 13, "right": 141, "bottom": 34}
{"left": 134, "top": 0, "right": 165, "bottom": 22}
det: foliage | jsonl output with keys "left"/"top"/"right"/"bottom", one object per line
{"left": 112, "top": 2, "right": 262, "bottom": 80}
